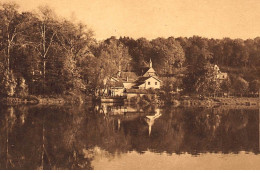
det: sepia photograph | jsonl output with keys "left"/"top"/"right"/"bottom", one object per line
{"left": 0, "top": 0, "right": 260, "bottom": 170}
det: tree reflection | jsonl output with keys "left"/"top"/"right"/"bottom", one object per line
{"left": 0, "top": 104, "right": 259, "bottom": 169}
{"left": 0, "top": 105, "right": 94, "bottom": 170}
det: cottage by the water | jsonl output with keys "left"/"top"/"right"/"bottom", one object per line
{"left": 109, "top": 59, "right": 161, "bottom": 96}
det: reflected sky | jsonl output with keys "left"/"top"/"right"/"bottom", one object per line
{"left": 93, "top": 150, "right": 260, "bottom": 170}
{"left": 0, "top": 103, "right": 259, "bottom": 169}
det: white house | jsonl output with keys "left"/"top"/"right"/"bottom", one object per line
{"left": 217, "top": 72, "right": 228, "bottom": 80}
{"left": 214, "top": 64, "right": 228, "bottom": 80}
{"left": 133, "top": 76, "right": 161, "bottom": 89}
{"left": 109, "top": 58, "right": 161, "bottom": 96}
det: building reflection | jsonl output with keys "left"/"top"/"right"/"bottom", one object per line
{"left": 95, "top": 103, "right": 164, "bottom": 136}
{"left": 144, "top": 109, "right": 162, "bottom": 136}
{"left": 0, "top": 104, "right": 259, "bottom": 169}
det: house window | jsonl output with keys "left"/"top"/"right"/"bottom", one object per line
{"left": 155, "top": 82, "right": 157, "bottom": 85}
{"left": 148, "top": 82, "right": 150, "bottom": 85}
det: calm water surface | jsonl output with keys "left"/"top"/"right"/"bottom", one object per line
{"left": 0, "top": 103, "right": 259, "bottom": 169}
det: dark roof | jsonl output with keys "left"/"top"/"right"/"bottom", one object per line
{"left": 117, "top": 72, "right": 138, "bottom": 82}
{"left": 110, "top": 80, "right": 124, "bottom": 88}
{"left": 134, "top": 76, "right": 150, "bottom": 86}
{"left": 141, "top": 67, "right": 150, "bottom": 75}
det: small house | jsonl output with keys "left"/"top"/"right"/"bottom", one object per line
{"left": 214, "top": 64, "right": 228, "bottom": 80}
{"left": 109, "top": 59, "right": 161, "bottom": 96}
{"left": 133, "top": 76, "right": 161, "bottom": 89}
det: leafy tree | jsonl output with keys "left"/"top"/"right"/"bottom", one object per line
{"left": 249, "top": 80, "right": 260, "bottom": 93}
{"left": 182, "top": 36, "right": 212, "bottom": 66}
{"left": 0, "top": 70, "right": 17, "bottom": 96}
{"left": 220, "top": 76, "right": 232, "bottom": 94}
{"left": 55, "top": 20, "right": 94, "bottom": 93}
{"left": 194, "top": 63, "right": 221, "bottom": 96}
{"left": 16, "top": 76, "right": 28, "bottom": 97}
{"left": 18, "top": 6, "right": 61, "bottom": 94}
{"left": 86, "top": 37, "right": 132, "bottom": 94}
{"left": 232, "top": 76, "right": 249, "bottom": 96}
{"left": 150, "top": 37, "right": 185, "bottom": 75}
{"left": 232, "top": 39, "right": 249, "bottom": 67}
{"left": 0, "top": 2, "right": 20, "bottom": 72}
{"left": 183, "top": 59, "right": 221, "bottom": 96}
{"left": 120, "top": 37, "right": 152, "bottom": 75}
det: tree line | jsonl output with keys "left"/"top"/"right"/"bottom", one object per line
{"left": 0, "top": 2, "right": 259, "bottom": 98}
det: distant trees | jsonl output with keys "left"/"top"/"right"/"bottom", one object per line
{"left": 120, "top": 37, "right": 185, "bottom": 75}
{"left": 150, "top": 37, "right": 185, "bottom": 74}
{"left": 178, "top": 36, "right": 259, "bottom": 96}
{"left": 0, "top": 2, "right": 259, "bottom": 98}
{"left": 177, "top": 36, "right": 260, "bottom": 69}
{"left": 0, "top": 2, "right": 20, "bottom": 72}
{"left": 119, "top": 37, "right": 151, "bottom": 75}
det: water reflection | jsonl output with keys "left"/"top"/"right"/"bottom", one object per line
{"left": 144, "top": 109, "right": 162, "bottom": 136}
{"left": 0, "top": 103, "right": 259, "bottom": 169}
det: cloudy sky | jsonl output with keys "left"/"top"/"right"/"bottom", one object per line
{"left": 2, "top": 0, "right": 260, "bottom": 40}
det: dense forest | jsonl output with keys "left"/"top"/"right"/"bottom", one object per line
{"left": 0, "top": 3, "right": 259, "bottom": 99}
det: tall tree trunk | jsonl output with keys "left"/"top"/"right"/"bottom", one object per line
{"left": 42, "top": 24, "right": 46, "bottom": 94}
{"left": 6, "top": 25, "right": 10, "bottom": 72}
{"left": 7, "top": 43, "right": 10, "bottom": 72}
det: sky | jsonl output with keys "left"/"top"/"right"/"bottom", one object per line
{"left": 2, "top": 0, "right": 260, "bottom": 40}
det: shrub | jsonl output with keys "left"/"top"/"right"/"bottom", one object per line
{"left": 16, "top": 77, "right": 28, "bottom": 97}
{"left": 0, "top": 70, "right": 17, "bottom": 97}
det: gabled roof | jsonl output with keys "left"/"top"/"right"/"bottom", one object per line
{"left": 116, "top": 71, "right": 138, "bottom": 82}
{"left": 148, "top": 76, "right": 161, "bottom": 82}
{"left": 142, "top": 67, "right": 157, "bottom": 76}
{"left": 134, "top": 77, "right": 150, "bottom": 86}
{"left": 145, "top": 67, "right": 155, "bottom": 74}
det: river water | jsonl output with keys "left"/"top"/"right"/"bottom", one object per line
{"left": 0, "top": 103, "right": 259, "bottom": 170}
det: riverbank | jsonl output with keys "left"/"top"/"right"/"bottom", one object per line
{"left": 0, "top": 93, "right": 93, "bottom": 106}
{"left": 180, "top": 97, "right": 259, "bottom": 108}
{"left": 1, "top": 93, "right": 259, "bottom": 109}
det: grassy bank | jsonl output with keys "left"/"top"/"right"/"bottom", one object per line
{"left": 0, "top": 92, "right": 93, "bottom": 106}
{"left": 180, "top": 96, "right": 259, "bottom": 108}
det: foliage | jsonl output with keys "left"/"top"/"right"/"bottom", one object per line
{"left": 85, "top": 37, "right": 132, "bottom": 91}
{"left": 220, "top": 76, "right": 232, "bottom": 93}
{"left": 249, "top": 80, "right": 260, "bottom": 93}
{"left": 150, "top": 37, "right": 185, "bottom": 74}
{"left": 16, "top": 76, "right": 28, "bottom": 97}
{"left": 183, "top": 60, "right": 221, "bottom": 96}
{"left": 232, "top": 76, "right": 249, "bottom": 95}
{"left": 0, "top": 70, "right": 17, "bottom": 96}
{"left": 0, "top": 2, "right": 260, "bottom": 98}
